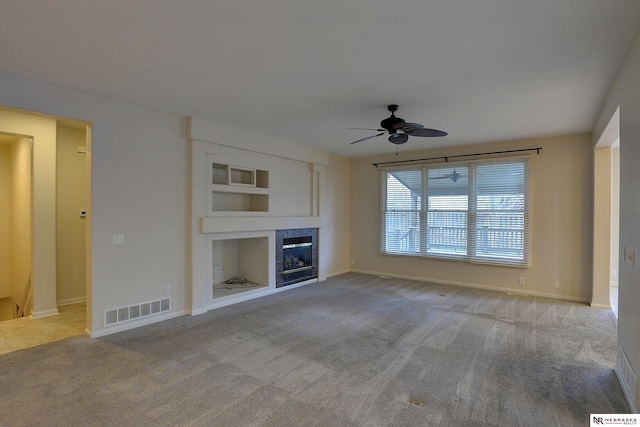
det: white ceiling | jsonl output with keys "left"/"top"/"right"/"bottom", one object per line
{"left": 1, "top": 1, "right": 639, "bottom": 157}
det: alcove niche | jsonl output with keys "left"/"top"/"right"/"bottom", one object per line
{"left": 209, "top": 232, "right": 273, "bottom": 301}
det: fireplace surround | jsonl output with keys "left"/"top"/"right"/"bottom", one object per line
{"left": 276, "top": 228, "right": 318, "bottom": 288}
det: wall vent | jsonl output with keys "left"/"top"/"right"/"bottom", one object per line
{"left": 104, "top": 298, "right": 170, "bottom": 327}
{"left": 618, "top": 347, "right": 639, "bottom": 409}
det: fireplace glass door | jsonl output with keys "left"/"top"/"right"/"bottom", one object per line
{"left": 283, "top": 237, "right": 312, "bottom": 274}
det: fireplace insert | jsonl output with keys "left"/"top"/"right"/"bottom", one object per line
{"left": 276, "top": 228, "right": 318, "bottom": 288}
{"left": 283, "top": 237, "right": 312, "bottom": 274}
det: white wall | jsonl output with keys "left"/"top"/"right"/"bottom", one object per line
{"left": 593, "top": 27, "right": 640, "bottom": 411}
{"left": 322, "top": 154, "right": 351, "bottom": 277}
{"left": 350, "top": 134, "right": 594, "bottom": 301}
{"left": 0, "top": 74, "right": 185, "bottom": 334}
{"left": 56, "top": 125, "right": 88, "bottom": 304}
{"left": 0, "top": 72, "right": 351, "bottom": 336}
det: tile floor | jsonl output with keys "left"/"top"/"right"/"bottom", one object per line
{"left": 0, "top": 303, "right": 86, "bottom": 354}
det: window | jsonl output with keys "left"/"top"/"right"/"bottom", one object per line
{"left": 381, "top": 158, "right": 530, "bottom": 266}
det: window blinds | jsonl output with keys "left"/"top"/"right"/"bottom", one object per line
{"left": 380, "top": 157, "right": 530, "bottom": 267}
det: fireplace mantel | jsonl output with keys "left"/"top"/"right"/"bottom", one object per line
{"left": 200, "top": 216, "right": 324, "bottom": 234}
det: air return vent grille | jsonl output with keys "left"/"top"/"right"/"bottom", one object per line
{"left": 104, "top": 298, "right": 170, "bottom": 327}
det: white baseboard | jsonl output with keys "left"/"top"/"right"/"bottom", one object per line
{"left": 89, "top": 310, "right": 189, "bottom": 338}
{"left": 88, "top": 277, "right": 325, "bottom": 338}
{"left": 57, "top": 297, "right": 86, "bottom": 306}
{"left": 326, "top": 269, "right": 350, "bottom": 278}
{"left": 204, "top": 278, "right": 318, "bottom": 312}
{"left": 189, "top": 307, "right": 208, "bottom": 316}
{"left": 349, "top": 268, "right": 590, "bottom": 304}
{"left": 30, "top": 308, "right": 60, "bottom": 319}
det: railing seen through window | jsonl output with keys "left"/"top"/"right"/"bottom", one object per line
{"left": 381, "top": 158, "right": 530, "bottom": 266}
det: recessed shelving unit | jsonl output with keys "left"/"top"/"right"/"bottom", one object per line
{"left": 209, "top": 163, "right": 270, "bottom": 215}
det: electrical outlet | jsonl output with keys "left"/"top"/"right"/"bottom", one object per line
{"left": 164, "top": 285, "right": 171, "bottom": 295}
{"left": 113, "top": 234, "right": 124, "bottom": 245}
{"left": 351, "top": 259, "right": 354, "bottom": 265}
{"left": 554, "top": 281, "right": 560, "bottom": 289}
{"left": 519, "top": 277, "right": 525, "bottom": 285}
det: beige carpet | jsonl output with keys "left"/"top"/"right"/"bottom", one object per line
{"left": 0, "top": 273, "right": 627, "bottom": 426}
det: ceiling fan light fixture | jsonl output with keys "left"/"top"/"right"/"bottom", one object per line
{"left": 388, "top": 134, "right": 409, "bottom": 145}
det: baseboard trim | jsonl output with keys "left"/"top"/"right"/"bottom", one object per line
{"left": 30, "top": 308, "right": 60, "bottom": 319}
{"left": 590, "top": 302, "right": 611, "bottom": 309}
{"left": 326, "top": 269, "right": 350, "bottom": 279}
{"left": 204, "top": 278, "right": 319, "bottom": 312}
{"left": 349, "top": 269, "right": 590, "bottom": 304}
{"left": 614, "top": 363, "right": 639, "bottom": 413}
{"left": 189, "top": 307, "right": 208, "bottom": 316}
{"left": 57, "top": 297, "right": 86, "bottom": 306}
{"left": 89, "top": 310, "right": 189, "bottom": 338}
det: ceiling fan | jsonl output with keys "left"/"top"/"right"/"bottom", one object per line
{"left": 349, "top": 104, "right": 447, "bottom": 145}
{"left": 431, "top": 168, "right": 466, "bottom": 182}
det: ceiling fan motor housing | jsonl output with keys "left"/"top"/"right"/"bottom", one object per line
{"left": 381, "top": 115, "right": 405, "bottom": 134}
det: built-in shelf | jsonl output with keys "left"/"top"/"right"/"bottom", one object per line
{"left": 210, "top": 184, "right": 269, "bottom": 195}
{"left": 212, "top": 163, "right": 269, "bottom": 188}
{"left": 210, "top": 163, "right": 270, "bottom": 214}
{"left": 212, "top": 192, "right": 269, "bottom": 212}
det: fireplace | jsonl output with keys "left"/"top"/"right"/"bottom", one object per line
{"left": 276, "top": 228, "right": 318, "bottom": 288}
{"left": 283, "top": 236, "right": 313, "bottom": 273}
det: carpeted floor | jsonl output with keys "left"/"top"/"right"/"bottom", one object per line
{"left": 0, "top": 273, "right": 627, "bottom": 426}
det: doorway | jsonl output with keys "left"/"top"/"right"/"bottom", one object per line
{"left": 0, "top": 133, "right": 32, "bottom": 321}
{"left": 593, "top": 106, "right": 620, "bottom": 314}
{"left": 0, "top": 107, "right": 91, "bottom": 352}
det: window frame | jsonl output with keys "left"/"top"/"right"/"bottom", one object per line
{"left": 380, "top": 157, "right": 531, "bottom": 267}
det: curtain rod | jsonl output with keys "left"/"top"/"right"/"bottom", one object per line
{"left": 372, "top": 147, "right": 542, "bottom": 168}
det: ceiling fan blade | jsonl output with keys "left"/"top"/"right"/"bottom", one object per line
{"left": 349, "top": 127, "right": 386, "bottom": 131}
{"left": 394, "top": 122, "right": 424, "bottom": 131}
{"left": 404, "top": 128, "right": 448, "bottom": 137}
{"left": 349, "top": 132, "right": 385, "bottom": 144}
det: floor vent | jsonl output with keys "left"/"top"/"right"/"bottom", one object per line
{"left": 104, "top": 298, "right": 170, "bottom": 327}
{"left": 618, "top": 347, "right": 639, "bottom": 408}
